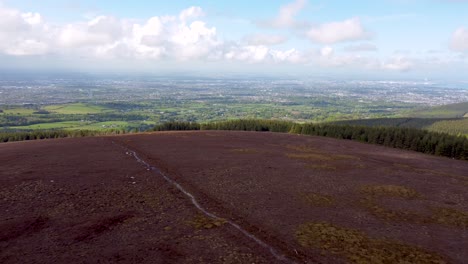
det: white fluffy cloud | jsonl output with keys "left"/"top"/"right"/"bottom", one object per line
{"left": 0, "top": 4, "right": 308, "bottom": 65}
{"left": 0, "top": 6, "right": 50, "bottom": 56}
{"left": 58, "top": 16, "right": 123, "bottom": 48}
{"left": 270, "top": 48, "right": 305, "bottom": 63}
{"left": 225, "top": 45, "right": 271, "bottom": 63}
{"left": 344, "top": 43, "right": 377, "bottom": 52}
{"left": 320, "top": 46, "right": 334, "bottom": 57}
{"left": 381, "top": 56, "right": 413, "bottom": 71}
{"left": 0, "top": 5, "right": 221, "bottom": 60}
{"left": 244, "top": 34, "right": 287, "bottom": 45}
{"left": 0, "top": 3, "right": 446, "bottom": 74}
{"left": 225, "top": 45, "right": 306, "bottom": 64}
{"left": 451, "top": 27, "right": 468, "bottom": 52}
{"left": 259, "top": 0, "right": 307, "bottom": 28}
{"left": 307, "top": 18, "right": 370, "bottom": 44}
{"left": 179, "top": 6, "right": 204, "bottom": 22}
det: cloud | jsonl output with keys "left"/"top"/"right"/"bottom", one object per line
{"left": 168, "top": 21, "right": 221, "bottom": 60}
{"left": 307, "top": 17, "right": 370, "bottom": 44}
{"left": 275, "top": 0, "right": 307, "bottom": 27}
{"left": 381, "top": 56, "right": 413, "bottom": 71}
{"left": 0, "top": 4, "right": 306, "bottom": 65}
{"left": 258, "top": 0, "right": 308, "bottom": 28}
{"left": 244, "top": 34, "right": 287, "bottom": 46}
{"left": 270, "top": 48, "right": 305, "bottom": 63}
{"left": 225, "top": 45, "right": 271, "bottom": 63}
{"left": 224, "top": 44, "right": 307, "bottom": 64}
{"left": 343, "top": 43, "right": 377, "bottom": 52}
{"left": 0, "top": 5, "right": 222, "bottom": 60}
{"left": 320, "top": 46, "right": 334, "bottom": 57}
{"left": 58, "top": 16, "right": 123, "bottom": 48}
{"left": 5, "top": 39, "right": 48, "bottom": 56}
{"left": 451, "top": 27, "right": 468, "bottom": 52}
{"left": 0, "top": 6, "right": 50, "bottom": 55}
{"left": 179, "top": 6, "right": 204, "bottom": 22}
{"left": 0, "top": 3, "right": 448, "bottom": 75}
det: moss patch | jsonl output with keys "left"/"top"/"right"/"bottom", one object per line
{"left": 286, "top": 153, "right": 332, "bottom": 161}
{"left": 286, "top": 144, "right": 359, "bottom": 162}
{"left": 296, "top": 222, "right": 446, "bottom": 263}
{"left": 188, "top": 214, "right": 227, "bottom": 229}
{"left": 305, "top": 164, "right": 337, "bottom": 171}
{"left": 360, "top": 184, "right": 421, "bottom": 199}
{"left": 432, "top": 207, "right": 468, "bottom": 228}
{"left": 230, "top": 148, "right": 259, "bottom": 154}
{"left": 286, "top": 145, "right": 319, "bottom": 153}
{"left": 302, "top": 193, "right": 336, "bottom": 207}
{"left": 358, "top": 185, "right": 468, "bottom": 228}
{"left": 359, "top": 197, "right": 424, "bottom": 223}
{"left": 393, "top": 163, "right": 468, "bottom": 186}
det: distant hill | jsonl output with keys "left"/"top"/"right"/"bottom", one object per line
{"left": 332, "top": 102, "right": 468, "bottom": 136}
{"left": 408, "top": 101, "right": 468, "bottom": 118}
{"left": 332, "top": 117, "right": 468, "bottom": 137}
{"left": 332, "top": 118, "right": 446, "bottom": 129}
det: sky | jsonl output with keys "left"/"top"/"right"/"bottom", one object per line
{"left": 0, "top": 0, "right": 467, "bottom": 79}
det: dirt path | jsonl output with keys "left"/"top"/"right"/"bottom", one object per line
{"left": 112, "top": 140, "right": 292, "bottom": 263}
{"left": 0, "top": 136, "right": 282, "bottom": 263}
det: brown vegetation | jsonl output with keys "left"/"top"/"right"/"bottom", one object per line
{"left": 1, "top": 131, "right": 468, "bottom": 263}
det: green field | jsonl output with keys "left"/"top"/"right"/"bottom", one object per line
{"left": 10, "top": 121, "right": 131, "bottom": 131}
{"left": 1, "top": 107, "right": 36, "bottom": 115}
{"left": 10, "top": 121, "right": 85, "bottom": 130}
{"left": 2, "top": 100, "right": 468, "bottom": 134}
{"left": 43, "top": 103, "right": 113, "bottom": 114}
{"left": 67, "top": 121, "right": 130, "bottom": 131}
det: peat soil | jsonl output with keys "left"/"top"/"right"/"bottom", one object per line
{"left": 1, "top": 131, "right": 468, "bottom": 263}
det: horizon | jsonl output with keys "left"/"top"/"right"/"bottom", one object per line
{"left": 0, "top": 0, "right": 467, "bottom": 80}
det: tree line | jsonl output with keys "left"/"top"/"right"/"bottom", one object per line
{"left": 0, "top": 129, "right": 127, "bottom": 143}
{"left": 154, "top": 120, "right": 468, "bottom": 160}
{"left": 3, "top": 119, "right": 467, "bottom": 160}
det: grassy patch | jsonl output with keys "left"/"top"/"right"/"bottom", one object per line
{"left": 287, "top": 153, "right": 332, "bottom": 161}
{"left": 230, "top": 148, "right": 259, "bottom": 154}
{"left": 296, "top": 222, "right": 446, "bottom": 263}
{"left": 188, "top": 214, "right": 227, "bottom": 229}
{"left": 44, "top": 103, "right": 112, "bottom": 114}
{"left": 286, "top": 145, "right": 319, "bottom": 153}
{"left": 333, "top": 154, "right": 359, "bottom": 160}
{"left": 432, "top": 207, "right": 468, "bottom": 228}
{"left": 358, "top": 185, "right": 468, "bottom": 228}
{"left": 393, "top": 163, "right": 468, "bottom": 186}
{"left": 1, "top": 107, "right": 36, "bottom": 115}
{"left": 9, "top": 121, "right": 130, "bottom": 131}
{"left": 286, "top": 144, "right": 359, "bottom": 161}
{"left": 359, "top": 185, "right": 421, "bottom": 199}
{"left": 359, "top": 197, "right": 424, "bottom": 223}
{"left": 354, "top": 163, "right": 366, "bottom": 169}
{"left": 305, "top": 164, "right": 337, "bottom": 171}
{"left": 9, "top": 121, "right": 85, "bottom": 130}
{"left": 302, "top": 193, "right": 336, "bottom": 206}
{"left": 67, "top": 121, "right": 129, "bottom": 131}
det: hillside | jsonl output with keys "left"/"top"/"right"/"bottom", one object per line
{"left": 332, "top": 101, "right": 468, "bottom": 136}
{"left": 408, "top": 101, "right": 468, "bottom": 118}
{"left": 332, "top": 117, "right": 468, "bottom": 136}
{"left": 1, "top": 131, "right": 467, "bottom": 263}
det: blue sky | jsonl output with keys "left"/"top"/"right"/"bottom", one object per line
{"left": 0, "top": 0, "right": 467, "bottom": 79}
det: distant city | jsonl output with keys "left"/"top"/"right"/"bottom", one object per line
{"left": 1, "top": 74, "right": 467, "bottom": 106}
